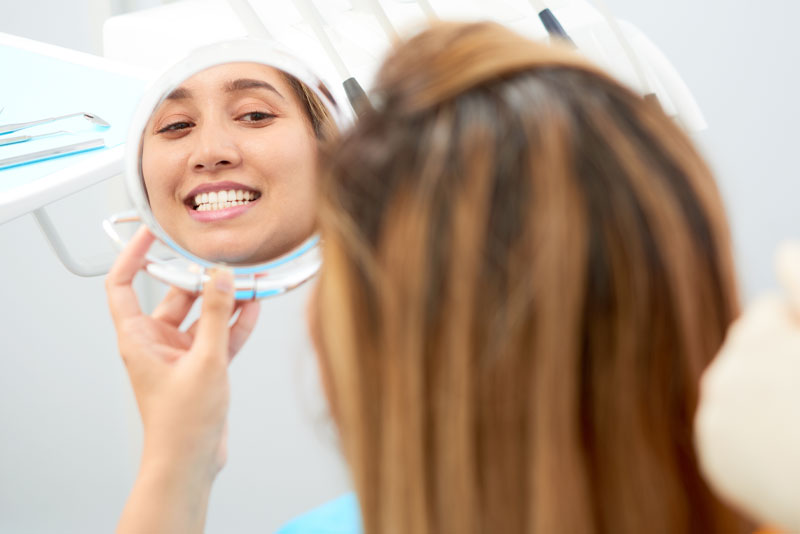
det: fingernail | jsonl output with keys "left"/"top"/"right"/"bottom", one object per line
{"left": 213, "top": 268, "right": 234, "bottom": 294}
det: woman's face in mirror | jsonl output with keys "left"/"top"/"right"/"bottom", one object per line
{"left": 141, "top": 62, "right": 318, "bottom": 264}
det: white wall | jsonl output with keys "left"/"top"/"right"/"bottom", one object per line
{"left": 1, "top": 1, "right": 798, "bottom": 533}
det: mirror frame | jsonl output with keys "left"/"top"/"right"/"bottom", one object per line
{"left": 121, "top": 38, "right": 352, "bottom": 298}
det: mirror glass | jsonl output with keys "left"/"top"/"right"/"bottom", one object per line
{"left": 142, "top": 61, "right": 335, "bottom": 265}
{"left": 116, "top": 40, "right": 350, "bottom": 297}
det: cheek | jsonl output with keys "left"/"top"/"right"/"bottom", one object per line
{"left": 254, "top": 126, "right": 318, "bottom": 194}
{"left": 142, "top": 142, "right": 184, "bottom": 204}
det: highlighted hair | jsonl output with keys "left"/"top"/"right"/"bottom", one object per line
{"left": 317, "top": 22, "right": 750, "bottom": 534}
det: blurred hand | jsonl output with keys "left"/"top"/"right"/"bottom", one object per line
{"left": 695, "top": 241, "right": 800, "bottom": 532}
{"left": 105, "top": 226, "right": 260, "bottom": 533}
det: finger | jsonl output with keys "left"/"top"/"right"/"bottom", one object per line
{"left": 776, "top": 241, "right": 800, "bottom": 316}
{"left": 105, "top": 226, "right": 156, "bottom": 325}
{"left": 185, "top": 319, "right": 199, "bottom": 340}
{"left": 184, "top": 301, "right": 240, "bottom": 340}
{"left": 152, "top": 285, "right": 199, "bottom": 327}
{"left": 193, "top": 269, "right": 236, "bottom": 364}
{"left": 228, "top": 300, "right": 261, "bottom": 361}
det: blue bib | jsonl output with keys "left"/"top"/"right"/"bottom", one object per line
{"left": 276, "top": 493, "right": 362, "bottom": 534}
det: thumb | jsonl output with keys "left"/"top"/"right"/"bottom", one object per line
{"left": 775, "top": 241, "right": 800, "bottom": 315}
{"left": 195, "top": 268, "right": 236, "bottom": 362}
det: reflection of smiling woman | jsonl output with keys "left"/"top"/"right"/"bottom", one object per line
{"left": 142, "top": 62, "right": 331, "bottom": 265}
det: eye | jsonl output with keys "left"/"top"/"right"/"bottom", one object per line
{"left": 157, "top": 121, "right": 194, "bottom": 134}
{"left": 237, "top": 111, "right": 276, "bottom": 124}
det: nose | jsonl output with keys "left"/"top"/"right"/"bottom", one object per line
{"left": 188, "top": 119, "right": 242, "bottom": 172}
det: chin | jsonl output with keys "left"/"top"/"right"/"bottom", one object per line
{"left": 183, "top": 243, "right": 254, "bottom": 265}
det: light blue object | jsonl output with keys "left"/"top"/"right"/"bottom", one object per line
{"left": 0, "top": 138, "right": 105, "bottom": 170}
{"left": 0, "top": 44, "right": 147, "bottom": 193}
{"left": 276, "top": 493, "right": 362, "bottom": 534}
{"left": 236, "top": 235, "right": 320, "bottom": 274}
{"left": 156, "top": 203, "right": 320, "bottom": 277}
{"left": 235, "top": 290, "right": 255, "bottom": 300}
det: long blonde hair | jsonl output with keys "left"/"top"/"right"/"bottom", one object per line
{"left": 316, "top": 22, "right": 749, "bottom": 534}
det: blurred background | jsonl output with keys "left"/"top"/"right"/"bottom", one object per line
{"left": 0, "top": 0, "right": 798, "bottom": 532}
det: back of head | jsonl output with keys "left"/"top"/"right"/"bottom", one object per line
{"left": 316, "top": 21, "right": 750, "bottom": 534}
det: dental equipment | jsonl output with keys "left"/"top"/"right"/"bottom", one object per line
{"left": 0, "top": 112, "right": 110, "bottom": 135}
{"left": 223, "top": 0, "right": 371, "bottom": 117}
{"left": 291, "top": 0, "right": 372, "bottom": 117}
{"left": 0, "top": 138, "right": 105, "bottom": 170}
{"left": 221, "top": 0, "right": 699, "bottom": 127}
{"left": 359, "top": 0, "right": 400, "bottom": 41}
{"left": 227, "top": 0, "right": 273, "bottom": 39}
{"left": 529, "top": 0, "right": 575, "bottom": 46}
{"left": 586, "top": 0, "right": 655, "bottom": 101}
{"left": 0, "top": 130, "right": 68, "bottom": 147}
{"left": 526, "top": 0, "right": 695, "bottom": 123}
{"left": 416, "top": 0, "right": 438, "bottom": 19}
{"left": 0, "top": 29, "right": 151, "bottom": 278}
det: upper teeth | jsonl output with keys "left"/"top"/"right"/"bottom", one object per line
{"left": 194, "top": 189, "right": 258, "bottom": 211}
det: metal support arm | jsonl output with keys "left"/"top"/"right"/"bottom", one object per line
{"left": 33, "top": 206, "right": 112, "bottom": 277}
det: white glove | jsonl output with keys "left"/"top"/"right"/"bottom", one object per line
{"left": 695, "top": 242, "right": 800, "bottom": 532}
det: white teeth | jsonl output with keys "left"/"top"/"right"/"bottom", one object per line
{"left": 192, "top": 189, "right": 258, "bottom": 212}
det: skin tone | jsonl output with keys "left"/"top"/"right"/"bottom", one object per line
{"left": 107, "top": 227, "right": 260, "bottom": 533}
{"left": 142, "top": 62, "right": 318, "bottom": 265}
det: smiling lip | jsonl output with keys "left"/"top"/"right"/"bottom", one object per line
{"left": 187, "top": 196, "right": 260, "bottom": 222}
{"left": 184, "top": 180, "right": 260, "bottom": 200}
{"left": 183, "top": 180, "right": 261, "bottom": 223}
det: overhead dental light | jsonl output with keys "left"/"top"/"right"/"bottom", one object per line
{"left": 224, "top": 0, "right": 705, "bottom": 131}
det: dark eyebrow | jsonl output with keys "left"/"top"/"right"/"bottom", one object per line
{"left": 166, "top": 87, "right": 191, "bottom": 100}
{"left": 225, "top": 78, "right": 284, "bottom": 100}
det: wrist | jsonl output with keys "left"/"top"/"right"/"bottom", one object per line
{"left": 141, "top": 427, "right": 226, "bottom": 484}
{"left": 117, "top": 456, "right": 214, "bottom": 534}
{"left": 137, "top": 451, "right": 215, "bottom": 520}
{"left": 140, "top": 441, "right": 221, "bottom": 489}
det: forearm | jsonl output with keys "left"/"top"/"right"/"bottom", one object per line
{"left": 117, "top": 453, "right": 214, "bottom": 534}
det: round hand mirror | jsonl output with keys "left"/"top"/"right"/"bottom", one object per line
{"left": 105, "top": 39, "right": 350, "bottom": 299}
